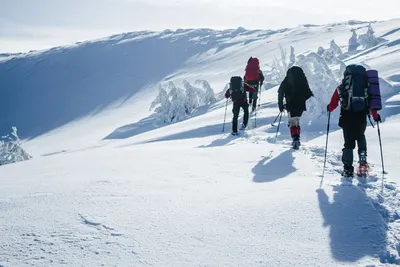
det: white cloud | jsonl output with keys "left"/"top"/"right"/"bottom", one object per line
{"left": 0, "top": 0, "right": 399, "bottom": 53}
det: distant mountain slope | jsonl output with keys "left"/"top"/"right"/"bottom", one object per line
{"left": 0, "top": 19, "right": 399, "bottom": 140}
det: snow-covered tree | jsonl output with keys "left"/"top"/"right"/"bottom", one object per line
{"left": 348, "top": 29, "right": 359, "bottom": 52}
{"left": 333, "top": 61, "right": 348, "bottom": 81}
{"left": 317, "top": 46, "right": 325, "bottom": 56}
{"left": 150, "top": 86, "right": 171, "bottom": 123}
{"left": 195, "top": 79, "right": 217, "bottom": 104}
{"left": 321, "top": 50, "right": 334, "bottom": 65}
{"left": 266, "top": 44, "right": 296, "bottom": 84}
{"left": 167, "top": 82, "right": 187, "bottom": 123}
{"left": 183, "top": 80, "right": 202, "bottom": 114}
{"left": 367, "top": 23, "right": 374, "bottom": 35}
{"left": 150, "top": 80, "right": 218, "bottom": 124}
{"left": 296, "top": 52, "right": 340, "bottom": 122}
{"left": 288, "top": 46, "right": 296, "bottom": 69}
{"left": 330, "top": 39, "right": 343, "bottom": 57}
{"left": 276, "top": 44, "right": 288, "bottom": 75}
{"left": 0, "top": 127, "right": 32, "bottom": 166}
{"left": 357, "top": 23, "right": 385, "bottom": 50}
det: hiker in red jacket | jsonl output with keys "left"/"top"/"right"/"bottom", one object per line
{"left": 244, "top": 57, "right": 264, "bottom": 113}
{"left": 327, "top": 84, "right": 381, "bottom": 178}
{"left": 225, "top": 76, "right": 257, "bottom": 135}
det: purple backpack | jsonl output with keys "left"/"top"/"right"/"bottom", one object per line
{"left": 366, "top": 70, "right": 382, "bottom": 110}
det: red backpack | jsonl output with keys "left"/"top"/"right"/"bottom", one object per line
{"left": 244, "top": 57, "right": 260, "bottom": 81}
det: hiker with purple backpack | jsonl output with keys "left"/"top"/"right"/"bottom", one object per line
{"left": 327, "top": 64, "right": 382, "bottom": 182}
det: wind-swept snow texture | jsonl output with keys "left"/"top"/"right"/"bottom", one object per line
{"left": 1, "top": 19, "right": 400, "bottom": 266}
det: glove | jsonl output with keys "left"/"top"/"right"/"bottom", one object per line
{"left": 327, "top": 104, "right": 333, "bottom": 112}
{"left": 279, "top": 104, "right": 286, "bottom": 112}
{"left": 224, "top": 90, "right": 230, "bottom": 99}
{"left": 373, "top": 113, "right": 381, "bottom": 122}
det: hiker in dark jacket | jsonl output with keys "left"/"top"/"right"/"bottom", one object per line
{"left": 327, "top": 64, "right": 383, "bottom": 180}
{"left": 278, "top": 66, "right": 313, "bottom": 149}
{"left": 327, "top": 85, "right": 381, "bottom": 178}
{"left": 225, "top": 76, "right": 257, "bottom": 135}
{"left": 244, "top": 57, "right": 265, "bottom": 113}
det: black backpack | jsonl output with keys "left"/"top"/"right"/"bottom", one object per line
{"left": 285, "top": 66, "right": 313, "bottom": 103}
{"left": 229, "top": 76, "right": 245, "bottom": 101}
{"left": 338, "top": 64, "right": 368, "bottom": 112}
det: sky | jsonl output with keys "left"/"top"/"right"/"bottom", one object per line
{"left": 1, "top": 0, "right": 399, "bottom": 53}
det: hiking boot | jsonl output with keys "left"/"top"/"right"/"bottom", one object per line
{"left": 239, "top": 123, "right": 247, "bottom": 130}
{"left": 342, "top": 165, "right": 354, "bottom": 178}
{"left": 231, "top": 131, "right": 238, "bottom": 136}
{"left": 292, "top": 137, "right": 300, "bottom": 150}
{"left": 359, "top": 151, "right": 367, "bottom": 165}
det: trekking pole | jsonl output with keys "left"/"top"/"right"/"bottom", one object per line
{"left": 377, "top": 121, "right": 386, "bottom": 192}
{"left": 320, "top": 111, "right": 331, "bottom": 188}
{"left": 271, "top": 112, "right": 282, "bottom": 126}
{"left": 222, "top": 99, "right": 229, "bottom": 132}
{"left": 254, "top": 101, "right": 257, "bottom": 128}
{"left": 244, "top": 82, "right": 256, "bottom": 91}
{"left": 258, "top": 82, "right": 262, "bottom": 108}
{"left": 274, "top": 112, "right": 283, "bottom": 142}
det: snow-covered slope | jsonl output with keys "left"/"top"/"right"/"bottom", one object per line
{"left": 1, "top": 19, "right": 400, "bottom": 266}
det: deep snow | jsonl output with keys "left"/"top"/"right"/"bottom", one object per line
{"left": 1, "top": 19, "right": 400, "bottom": 266}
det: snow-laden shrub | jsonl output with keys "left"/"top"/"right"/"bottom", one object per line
{"left": 348, "top": 24, "right": 386, "bottom": 53}
{"left": 317, "top": 46, "right": 326, "bottom": 56}
{"left": 150, "top": 80, "right": 217, "bottom": 124}
{"left": 263, "top": 41, "right": 345, "bottom": 125}
{"left": 296, "top": 52, "right": 341, "bottom": 124}
{"left": 329, "top": 40, "right": 343, "bottom": 58}
{"left": 183, "top": 80, "right": 202, "bottom": 114}
{"left": 348, "top": 29, "right": 359, "bottom": 52}
{"left": 195, "top": 79, "right": 217, "bottom": 105}
{"left": 322, "top": 40, "right": 347, "bottom": 64}
{"left": 357, "top": 24, "right": 386, "bottom": 50}
{"left": 167, "top": 82, "right": 187, "bottom": 123}
{"left": 0, "top": 127, "right": 32, "bottom": 166}
{"left": 150, "top": 86, "right": 171, "bottom": 123}
{"left": 265, "top": 44, "right": 296, "bottom": 86}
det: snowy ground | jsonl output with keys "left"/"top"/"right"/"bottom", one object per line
{"left": 1, "top": 19, "right": 400, "bottom": 266}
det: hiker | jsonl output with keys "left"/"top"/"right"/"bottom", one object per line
{"left": 327, "top": 64, "right": 382, "bottom": 179}
{"left": 278, "top": 66, "right": 313, "bottom": 149}
{"left": 244, "top": 57, "right": 264, "bottom": 113}
{"left": 225, "top": 76, "right": 257, "bottom": 135}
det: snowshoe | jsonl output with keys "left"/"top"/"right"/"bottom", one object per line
{"left": 356, "top": 163, "right": 369, "bottom": 184}
{"left": 356, "top": 163, "right": 369, "bottom": 177}
{"left": 231, "top": 131, "right": 239, "bottom": 136}
{"left": 239, "top": 123, "right": 247, "bottom": 130}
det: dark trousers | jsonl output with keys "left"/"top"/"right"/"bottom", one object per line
{"left": 340, "top": 113, "right": 367, "bottom": 166}
{"left": 247, "top": 82, "right": 259, "bottom": 109}
{"left": 232, "top": 102, "right": 249, "bottom": 132}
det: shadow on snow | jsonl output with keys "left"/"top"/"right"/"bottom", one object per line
{"left": 252, "top": 149, "right": 296, "bottom": 183}
{"left": 317, "top": 186, "right": 388, "bottom": 263}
